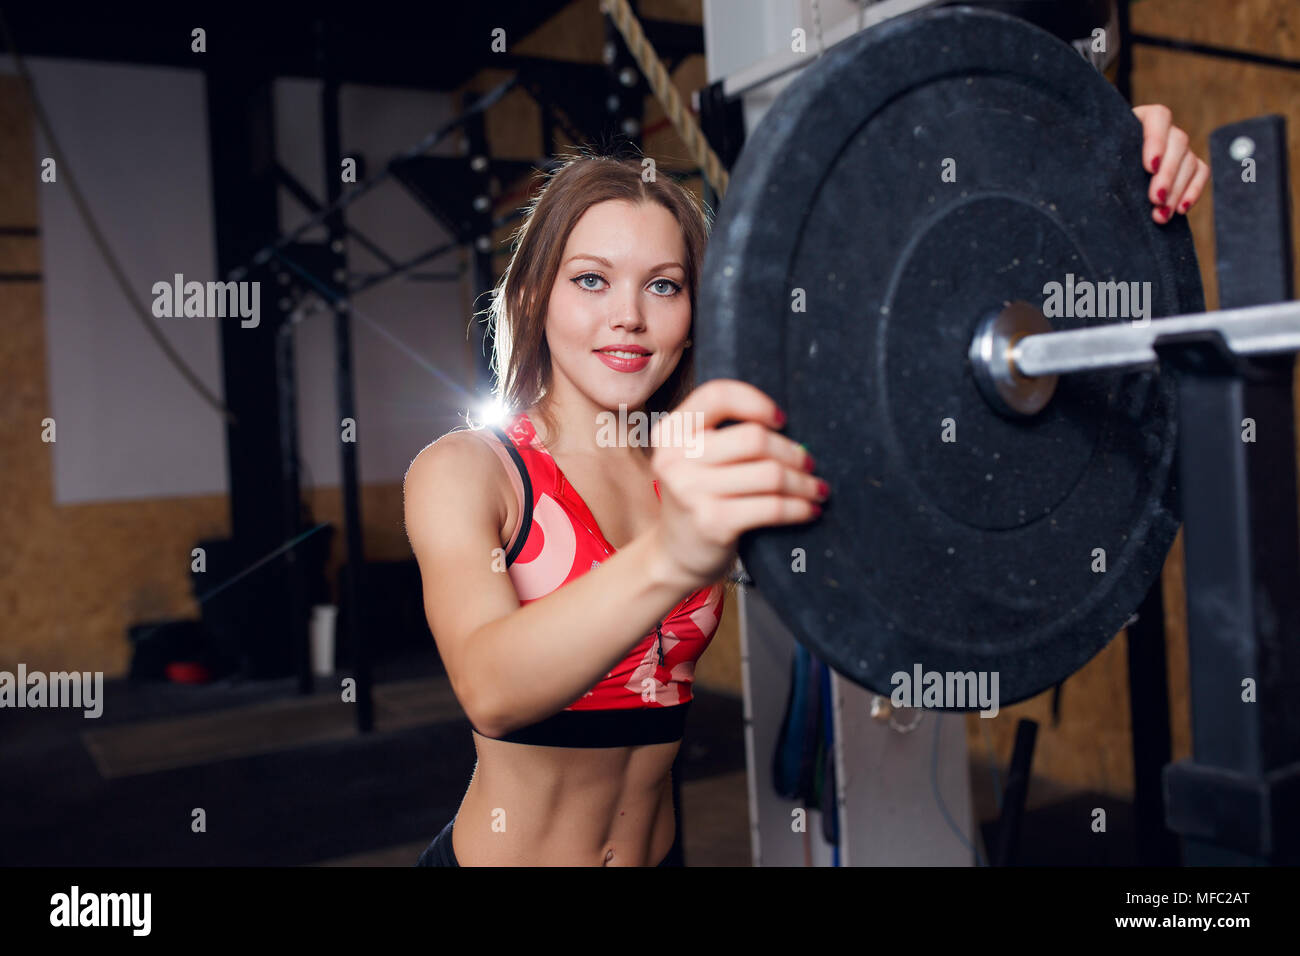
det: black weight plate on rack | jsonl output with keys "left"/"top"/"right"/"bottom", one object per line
{"left": 696, "top": 5, "right": 1204, "bottom": 706}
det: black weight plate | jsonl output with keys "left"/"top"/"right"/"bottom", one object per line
{"left": 697, "top": 5, "right": 1204, "bottom": 707}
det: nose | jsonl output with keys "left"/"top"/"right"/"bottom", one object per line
{"left": 607, "top": 287, "right": 647, "bottom": 333}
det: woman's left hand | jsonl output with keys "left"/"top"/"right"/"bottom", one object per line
{"left": 1132, "top": 104, "right": 1210, "bottom": 224}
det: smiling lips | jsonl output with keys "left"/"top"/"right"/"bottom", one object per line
{"left": 594, "top": 346, "right": 651, "bottom": 372}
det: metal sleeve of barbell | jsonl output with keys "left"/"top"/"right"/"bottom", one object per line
{"left": 1011, "top": 300, "right": 1300, "bottom": 378}
{"left": 599, "top": 0, "right": 730, "bottom": 197}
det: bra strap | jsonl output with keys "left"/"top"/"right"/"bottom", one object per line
{"left": 487, "top": 424, "right": 534, "bottom": 566}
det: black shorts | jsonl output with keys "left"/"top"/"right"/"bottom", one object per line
{"left": 414, "top": 817, "right": 679, "bottom": 866}
{"left": 415, "top": 816, "right": 460, "bottom": 867}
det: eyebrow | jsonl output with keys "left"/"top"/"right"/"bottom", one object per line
{"left": 565, "top": 254, "right": 685, "bottom": 273}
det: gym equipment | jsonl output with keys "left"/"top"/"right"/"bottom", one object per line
{"left": 699, "top": 5, "right": 1203, "bottom": 705}
{"left": 697, "top": 5, "right": 1300, "bottom": 863}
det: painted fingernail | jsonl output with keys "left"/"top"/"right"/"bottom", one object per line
{"left": 1157, "top": 188, "right": 1167, "bottom": 203}
{"left": 774, "top": 408, "right": 787, "bottom": 427}
{"left": 1158, "top": 206, "right": 1170, "bottom": 220}
{"left": 803, "top": 451, "right": 816, "bottom": 473}
{"left": 816, "top": 479, "right": 830, "bottom": 499}
{"left": 1180, "top": 201, "right": 1190, "bottom": 213}
{"left": 1152, "top": 155, "right": 1161, "bottom": 173}
{"left": 811, "top": 503, "right": 823, "bottom": 518}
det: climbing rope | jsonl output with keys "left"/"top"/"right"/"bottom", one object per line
{"left": 599, "top": 0, "right": 731, "bottom": 197}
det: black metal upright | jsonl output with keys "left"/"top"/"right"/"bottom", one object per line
{"left": 206, "top": 53, "right": 303, "bottom": 681}
{"left": 463, "top": 94, "right": 497, "bottom": 396}
{"left": 1161, "top": 115, "right": 1300, "bottom": 865}
{"left": 316, "top": 16, "right": 373, "bottom": 733}
{"left": 1114, "top": 0, "right": 1132, "bottom": 102}
{"left": 696, "top": 77, "right": 746, "bottom": 218}
{"left": 276, "top": 316, "right": 311, "bottom": 696}
{"left": 1125, "top": 583, "right": 1178, "bottom": 865}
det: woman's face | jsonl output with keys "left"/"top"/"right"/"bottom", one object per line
{"left": 543, "top": 198, "right": 691, "bottom": 418}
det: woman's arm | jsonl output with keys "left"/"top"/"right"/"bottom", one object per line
{"left": 403, "top": 430, "right": 697, "bottom": 738}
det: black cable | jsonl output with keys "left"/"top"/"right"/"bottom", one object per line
{"left": 0, "top": 6, "right": 236, "bottom": 424}
{"left": 126, "top": 522, "right": 332, "bottom": 653}
{"left": 931, "top": 709, "right": 988, "bottom": 866}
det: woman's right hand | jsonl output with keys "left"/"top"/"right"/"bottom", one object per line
{"left": 647, "top": 379, "right": 829, "bottom": 594}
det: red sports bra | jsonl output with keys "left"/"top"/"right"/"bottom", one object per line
{"left": 463, "top": 409, "right": 724, "bottom": 747}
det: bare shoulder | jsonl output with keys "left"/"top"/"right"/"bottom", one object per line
{"left": 405, "top": 427, "right": 499, "bottom": 482}
{"left": 403, "top": 428, "right": 511, "bottom": 545}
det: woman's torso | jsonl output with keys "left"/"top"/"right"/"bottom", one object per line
{"left": 449, "top": 409, "right": 721, "bottom": 865}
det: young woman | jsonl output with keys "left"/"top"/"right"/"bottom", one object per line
{"left": 406, "top": 109, "right": 1206, "bottom": 867}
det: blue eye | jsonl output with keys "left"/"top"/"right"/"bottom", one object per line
{"left": 573, "top": 273, "right": 682, "bottom": 295}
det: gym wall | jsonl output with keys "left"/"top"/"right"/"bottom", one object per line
{"left": 0, "top": 59, "right": 472, "bottom": 675}
{"left": 0, "top": 67, "right": 228, "bottom": 676}
{"left": 0, "top": 1, "right": 715, "bottom": 683}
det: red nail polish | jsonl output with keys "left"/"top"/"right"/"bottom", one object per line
{"left": 1152, "top": 155, "right": 1161, "bottom": 173}
{"left": 1157, "top": 188, "right": 1167, "bottom": 203}
{"left": 1159, "top": 206, "right": 1170, "bottom": 219}
{"left": 816, "top": 479, "right": 830, "bottom": 498}
{"left": 804, "top": 453, "right": 816, "bottom": 473}
{"left": 774, "top": 408, "right": 787, "bottom": 427}
{"left": 1180, "top": 201, "right": 1190, "bottom": 213}
{"left": 811, "top": 503, "right": 823, "bottom": 518}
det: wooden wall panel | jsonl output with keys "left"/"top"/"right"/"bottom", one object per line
{"left": 0, "top": 75, "right": 232, "bottom": 677}
{"left": 1132, "top": 0, "right": 1299, "bottom": 59}
{"left": 1, "top": 74, "right": 433, "bottom": 679}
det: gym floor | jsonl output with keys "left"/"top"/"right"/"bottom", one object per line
{"left": 0, "top": 646, "right": 746, "bottom": 867}
{"left": 0, "top": 644, "right": 1137, "bottom": 867}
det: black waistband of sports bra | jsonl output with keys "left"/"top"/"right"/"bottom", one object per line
{"left": 472, "top": 701, "right": 692, "bottom": 748}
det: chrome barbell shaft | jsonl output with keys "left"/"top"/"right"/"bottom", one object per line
{"left": 1012, "top": 300, "right": 1300, "bottom": 378}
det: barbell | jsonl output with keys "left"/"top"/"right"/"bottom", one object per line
{"left": 696, "top": 5, "right": 1300, "bottom": 706}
